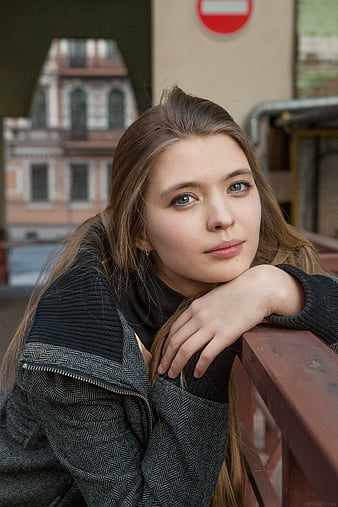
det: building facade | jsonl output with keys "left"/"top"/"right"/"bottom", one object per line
{"left": 3, "top": 1, "right": 338, "bottom": 244}
{"left": 297, "top": 0, "right": 338, "bottom": 98}
{"left": 5, "top": 38, "right": 137, "bottom": 241}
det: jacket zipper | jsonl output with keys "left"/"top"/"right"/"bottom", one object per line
{"left": 21, "top": 361, "right": 153, "bottom": 433}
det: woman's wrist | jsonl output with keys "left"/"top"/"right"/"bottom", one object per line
{"left": 252, "top": 264, "right": 305, "bottom": 317}
{"left": 266, "top": 265, "right": 337, "bottom": 345}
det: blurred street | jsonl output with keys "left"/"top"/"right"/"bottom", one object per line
{"left": 1, "top": 243, "right": 56, "bottom": 361}
{"left": 0, "top": 285, "right": 32, "bottom": 362}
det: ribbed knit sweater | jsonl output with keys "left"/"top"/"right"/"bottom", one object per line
{"left": 118, "top": 263, "right": 338, "bottom": 403}
{"left": 0, "top": 256, "right": 336, "bottom": 506}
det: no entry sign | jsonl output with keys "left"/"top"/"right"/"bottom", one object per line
{"left": 196, "top": 0, "right": 253, "bottom": 37}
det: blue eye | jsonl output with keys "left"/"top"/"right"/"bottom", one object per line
{"left": 229, "top": 181, "right": 252, "bottom": 193}
{"left": 170, "top": 193, "right": 195, "bottom": 207}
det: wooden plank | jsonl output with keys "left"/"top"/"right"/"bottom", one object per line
{"left": 242, "top": 430, "right": 281, "bottom": 507}
{"left": 282, "top": 440, "right": 320, "bottom": 507}
{"left": 319, "top": 252, "right": 338, "bottom": 273}
{"left": 304, "top": 231, "right": 338, "bottom": 252}
{"left": 233, "top": 357, "right": 255, "bottom": 439}
{"left": 240, "top": 329, "right": 338, "bottom": 504}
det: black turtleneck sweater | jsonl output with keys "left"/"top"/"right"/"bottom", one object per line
{"left": 116, "top": 265, "right": 338, "bottom": 403}
{"left": 117, "top": 269, "right": 239, "bottom": 403}
{"left": 117, "top": 269, "right": 185, "bottom": 352}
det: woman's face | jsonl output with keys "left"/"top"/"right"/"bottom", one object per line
{"left": 138, "top": 134, "right": 262, "bottom": 297}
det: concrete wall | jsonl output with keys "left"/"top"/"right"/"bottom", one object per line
{"left": 153, "top": 0, "right": 295, "bottom": 125}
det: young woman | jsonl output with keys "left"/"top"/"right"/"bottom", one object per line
{"left": 1, "top": 86, "right": 337, "bottom": 507}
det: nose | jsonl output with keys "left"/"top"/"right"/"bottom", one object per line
{"left": 206, "top": 197, "right": 235, "bottom": 231}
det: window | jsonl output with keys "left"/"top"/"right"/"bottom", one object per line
{"left": 69, "top": 39, "right": 87, "bottom": 67}
{"left": 31, "top": 88, "right": 47, "bottom": 128}
{"left": 70, "top": 164, "right": 88, "bottom": 201}
{"left": 31, "top": 164, "right": 48, "bottom": 201}
{"left": 106, "top": 40, "right": 120, "bottom": 60}
{"left": 109, "top": 89, "right": 124, "bottom": 129}
{"left": 70, "top": 89, "right": 87, "bottom": 139}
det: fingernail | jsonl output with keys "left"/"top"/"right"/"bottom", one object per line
{"left": 168, "top": 368, "right": 176, "bottom": 379}
{"left": 194, "top": 370, "right": 202, "bottom": 378}
{"left": 158, "top": 365, "right": 164, "bottom": 375}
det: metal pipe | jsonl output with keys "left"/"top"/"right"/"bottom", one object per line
{"left": 245, "top": 96, "right": 338, "bottom": 146}
{"left": 284, "top": 127, "right": 338, "bottom": 227}
{"left": 274, "top": 105, "right": 338, "bottom": 128}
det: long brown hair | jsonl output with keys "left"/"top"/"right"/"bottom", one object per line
{"left": 148, "top": 299, "right": 246, "bottom": 507}
{"left": 1, "top": 86, "right": 328, "bottom": 506}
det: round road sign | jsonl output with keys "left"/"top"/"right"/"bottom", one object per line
{"left": 196, "top": 0, "right": 253, "bottom": 37}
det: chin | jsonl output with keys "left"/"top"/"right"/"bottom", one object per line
{"left": 210, "top": 266, "right": 249, "bottom": 284}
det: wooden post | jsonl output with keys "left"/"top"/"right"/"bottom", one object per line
{"left": 282, "top": 440, "right": 319, "bottom": 507}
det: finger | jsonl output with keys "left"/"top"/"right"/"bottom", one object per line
{"left": 161, "top": 309, "right": 192, "bottom": 358}
{"left": 168, "top": 307, "right": 192, "bottom": 340}
{"left": 166, "top": 328, "right": 214, "bottom": 378}
{"left": 193, "top": 337, "right": 229, "bottom": 378}
{"left": 162, "top": 299, "right": 207, "bottom": 356}
{"left": 159, "top": 317, "right": 199, "bottom": 374}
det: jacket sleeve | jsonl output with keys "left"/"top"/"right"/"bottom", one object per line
{"left": 266, "top": 264, "right": 338, "bottom": 351}
{"left": 26, "top": 370, "right": 228, "bottom": 507}
{"left": 18, "top": 261, "right": 229, "bottom": 506}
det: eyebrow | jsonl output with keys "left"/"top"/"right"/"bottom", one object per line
{"left": 160, "top": 168, "right": 253, "bottom": 198}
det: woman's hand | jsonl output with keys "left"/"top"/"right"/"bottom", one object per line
{"left": 158, "top": 265, "right": 305, "bottom": 379}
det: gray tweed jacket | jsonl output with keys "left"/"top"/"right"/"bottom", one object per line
{"left": 1, "top": 262, "right": 337, "bottom": 506}
{"left": 0, "top": 267, "right": 229, "bottom": 507}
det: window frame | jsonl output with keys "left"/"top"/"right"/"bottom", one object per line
{"left": 30, "top": 163, "right": 49, "bottom": 202}
{"left": 70, "top": 88, "right": 87, "bottom": 139}
{"left": 31, "top": 88, "right": 47, "bottom": 129}
{"left": 69, "top": 163, "right": 89, "bottom": 202}
{"left": 108, "top": 89, "right": 125, "bottom": 130}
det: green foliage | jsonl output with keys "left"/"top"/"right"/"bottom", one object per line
{"left": 298, "top": 0, "right": 338, "bottom": 35}
{"left": 297, "top": 70, "right": 338, "bottom": 95}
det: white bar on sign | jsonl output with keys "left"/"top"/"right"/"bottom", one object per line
{"left": 201, "top": 0, "right": 248, "bottom": 15}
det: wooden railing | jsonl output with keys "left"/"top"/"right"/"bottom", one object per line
{"left": 235, "top": 232, "right": 338, "bottom": 505}
{"left": 235, "top": 329, "right": 338, "bottom": 506}
{"left": 304, "top": 231, "right": 338, "bottom": 274}
{"left": 1, "top": 231, "right": 337, "bottom": 505}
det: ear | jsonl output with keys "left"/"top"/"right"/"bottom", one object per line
{"left": 135, "top": 234, "right": 154, "bottom": 253}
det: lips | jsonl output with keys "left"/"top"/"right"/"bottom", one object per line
{"left": 205, "top": 240, "right": 244, "bottom": 253}
{"left": 205, "top": 240, "right": 244, "bottom": 258}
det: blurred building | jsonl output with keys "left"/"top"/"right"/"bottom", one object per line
{"left": 4, "top": 39, "right": 137, "bottom": 241}
{"left": 0, "top": 0, "right": 337, "bottom": 281}
{"left": 297, "top": 0, "right": 338, "bottom": 98}
{"left": 152, "top": 0, "right": 338, "bottom": 237}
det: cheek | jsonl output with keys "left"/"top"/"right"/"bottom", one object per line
{"left": 238, "top": 193, "right": 260, "bottom": 217}
{"left": 254, "top": 199, "right": 262, "bottom": 234}
{"left": 146, "top": 213, "right": 190, "bottom": 253}
{"left": 238, "top": 195, "right": 261, "bottom": 253}
{"left": 248, "top": 195, "right": 262, "bottom": 234}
